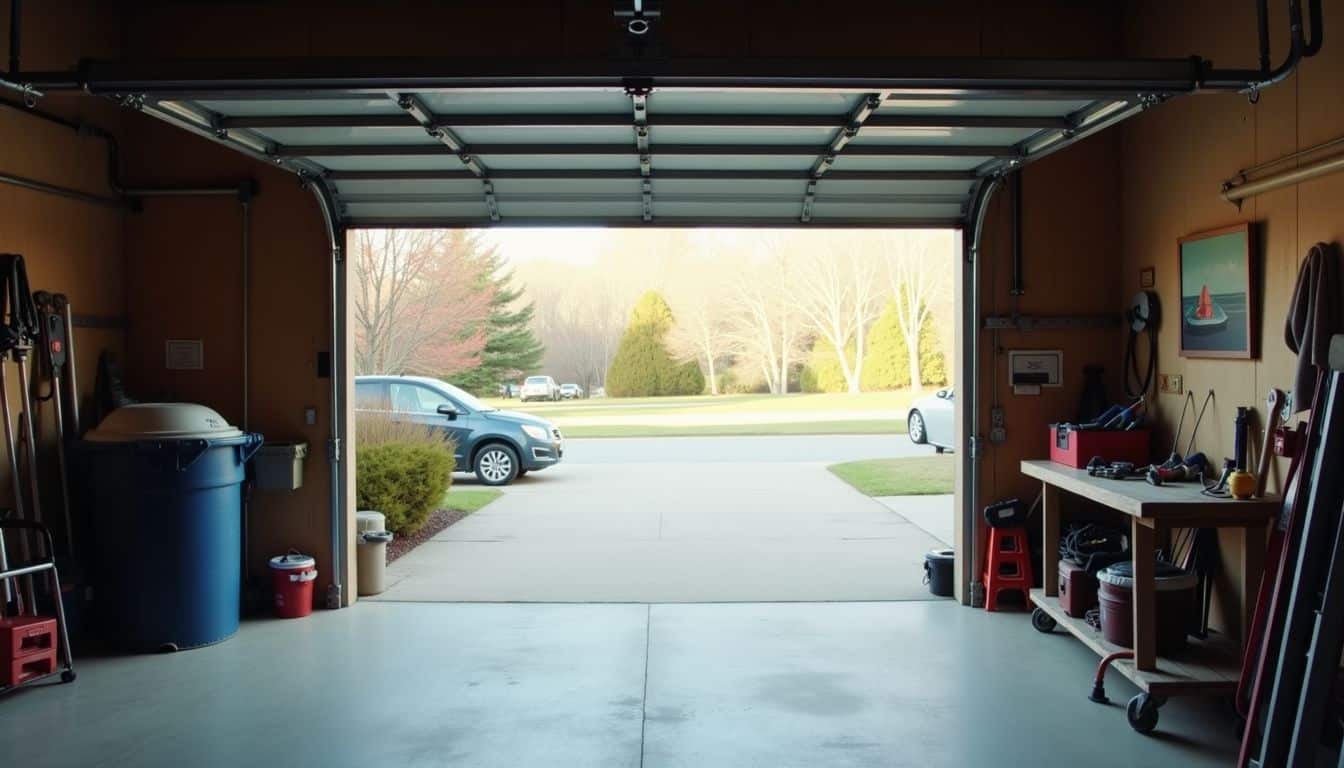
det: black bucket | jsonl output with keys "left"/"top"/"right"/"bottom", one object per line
{"left": 924, "top": 549, "right": 955, "bottom": 597}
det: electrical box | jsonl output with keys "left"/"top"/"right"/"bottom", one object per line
{"left": 1008, "top": 350, "right": 1062, "bottom": 395}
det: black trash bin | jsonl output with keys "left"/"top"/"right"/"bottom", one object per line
{"left": 924, "top": 549, "right": 956, "bottom": 597}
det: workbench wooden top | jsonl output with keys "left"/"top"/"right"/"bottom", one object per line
{"left": 1021, "top": 459, "right": 1279, "bottom": 524}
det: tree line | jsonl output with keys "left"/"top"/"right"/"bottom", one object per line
{"left": 351, "top": 228, "right": 954, "bottom": 398}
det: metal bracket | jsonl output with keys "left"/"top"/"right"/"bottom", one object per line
{"left": 396, "top": 92, "right": 500, "bottom": 221}
{"left": 327, "top": 436, "right": 341, "bottom": 463}
{"left": 627, "top": 87, "right": 653, "bottom": 222}
{"left": 968, "top": 434, "right": 985, "bottom": 460}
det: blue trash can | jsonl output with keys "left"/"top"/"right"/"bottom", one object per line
{"left": 80, "top": 403, "right": 262, "bottom": 652}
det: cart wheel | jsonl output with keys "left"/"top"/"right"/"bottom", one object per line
{"left": 1031, "top": 607, "right": 1057, "bottom": 633}
{"left": 61, "top": 670, "right": 76, "bottom": 684}
{"left": 1127, "top": 693, "right": 1160, "bottom": 734}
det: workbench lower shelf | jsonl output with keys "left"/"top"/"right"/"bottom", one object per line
{"left": 1028, "top": 589, "right": 1241, "bottom": 697}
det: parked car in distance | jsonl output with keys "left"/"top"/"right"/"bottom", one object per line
{"left": 356, "top": 375, "right": 564, "bottom": 486}
{"left": 908, "top": 387, "right": 955, "bottom": 453}
{"left": 520, "top": 375, "right": 560, "bottom": 402}
{"left": 559, "top": 383, "right": 584, "bottom": 399}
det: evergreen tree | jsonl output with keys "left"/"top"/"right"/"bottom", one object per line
{"left": 861, "top": 300, "right": 911, "bottom": 390}
{"left": 606, "top": 292, "right": 701, "bottom": 396}
{"left": 448, "top": 250, "right": 545, "bottom": 393}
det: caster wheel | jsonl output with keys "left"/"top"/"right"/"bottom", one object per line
{"left": 61, "top": 670, "right": 76, "bottom": 684}
{"left": 1031, "top": 607, "right": 1057, "bottom": 633}
{"left": 1127, "top": 693, "right": 1160, "bottom": 734}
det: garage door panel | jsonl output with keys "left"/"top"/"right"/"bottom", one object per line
{"left": 317, "top": 155, "right": 473, "bottom": 171}
{"left": 452, "top": 125, "right": 633, "bottom": 145}
{"left": 250, "top": 126, "right": 436, "bottom": 146}
{"left": 652, "top": 178, "right": 807, "bottom": 197}
{"left": 329, "top": 178, "right": 485, "bottom": 196}
{"left": 480, "top": 155, "right": 640, "bottom": 171}
{"left": 344, "top": 201, "right": 492, "bottom": 219}
{"left": 490, "top": 178, "right": 643, "bottom": 196}
{"left": 810, "top": 201, "right": 966, "bottom": 220}
{"left": 651, "top": 91, "right": 860, "bottom": 115}
{"left": 851, "top": 126, "right": 1041, "bottom": 146}
{"left": 877, "top": 97, "right": 1095, "bottom": 117}
{"left": 653, "top": 201, "right": 804, "bottom": 220}
{"left": 195, "top": 97, "right": 403, "bottom": 117}
{"left": 830, "top": 155, "right": 989, "bottom": 172}
{"left": 816, "top": 179, "right": 974, "bottom": 197}
{"left": 650, "top": 125, "right": 836, "bottom": 146}
{"left": 654, "top": 155, "right": 815, "bottom": 172}
{"left": 416, "top": 90, "right": 632, "bottom": 115}
{"left": 498, "top": 200, "right": 646, "bottom": 219}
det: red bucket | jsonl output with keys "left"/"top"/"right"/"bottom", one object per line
{"left": 268, "top": 552, "right": 317, "bottom": 619}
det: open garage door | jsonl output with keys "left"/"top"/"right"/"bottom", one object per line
{"left": 63, "top": 56, "right": 1231, "bottom": 604}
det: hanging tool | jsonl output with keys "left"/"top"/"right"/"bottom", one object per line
{"left": 52, "top": 294, "right": 78, "bottom": 438}
{"left": 32, "top": 291, "right": 74, "bottom": 557}
{"left": 1255, "top": 389, "right": 1285, "bottom": 498}
{"left": 1123, "top": 291, "right": 1159, "bottom": 398}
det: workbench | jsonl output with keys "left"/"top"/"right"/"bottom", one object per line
{"left": 1020, "top": 460, "right": 1276, "bottom": 708}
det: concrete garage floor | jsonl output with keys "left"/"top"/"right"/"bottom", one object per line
{"left": 0, "top": 601, "right": 1235, "bottom": 767}
{"left": 374, "top": 436, "right": 947, "bottom": 602}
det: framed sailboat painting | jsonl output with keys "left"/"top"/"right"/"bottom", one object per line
{"left": 1178, "top": 223, "right": 1257, "bottom": 359}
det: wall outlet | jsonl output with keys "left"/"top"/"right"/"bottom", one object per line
{"left": 989, "top": 406, "right": 1006, "bottom": 444}
{"left": 1158, "top": 374, "right": 1184, "bottom": 395}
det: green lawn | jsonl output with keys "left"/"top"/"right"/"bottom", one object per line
{"left": 483, "top": 390, "right": 921, "bottom": 419}
{"left": 442, "top": 487, "right": 502, "bottom": 513}
{"left": 480, "top": 390, "right": 923, "bottom": 438}
{"left": 828, "top": 455, "right": 955, "bottom": 496}
{"left": 561, "top": 419, "right": 906, "bottom": 438}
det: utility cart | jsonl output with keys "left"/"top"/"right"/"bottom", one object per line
{"left": 1020, "top": 460, "right": 1275, "bottom": 734}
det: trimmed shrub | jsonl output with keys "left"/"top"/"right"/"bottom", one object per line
{"left": 606, "top": 291, "right": 700, "bottom": 397}
{"left": 919, "top": 317, "right": 948, "bottom": 386}
{"left": 801, "top": 338, "right": 851, "bottom": 393}
{"left": 355, "top": 413, "right": 455, "bottom": 536}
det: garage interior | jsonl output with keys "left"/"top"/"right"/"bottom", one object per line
{"left": 2, "top": 1, "right": 1344, "bottom": 766}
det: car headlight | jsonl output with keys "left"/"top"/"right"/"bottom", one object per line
{"left": 521, "top": 424, "right": 550, "bottom": 441}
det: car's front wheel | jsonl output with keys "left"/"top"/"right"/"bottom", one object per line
{"left": 908, "top": 410, "right": 927, "bottom": 445}
{"left": 474, "top": 444, "right": 520, "bottom": 486}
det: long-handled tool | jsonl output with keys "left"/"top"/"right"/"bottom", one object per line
{"left": 52, "top": 294, "right": 79, "bottom": 438}
{"left": 1255, "top": 389, "right": 1285, "bottom": 499}
{"left": 32, "top": 291, "right": 74, "bottom": 558}
{"left": 0, "top": 255, "right": 39, "bottom": 613}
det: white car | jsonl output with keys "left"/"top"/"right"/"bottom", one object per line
{"left": 908, "top": 388, "right": 955, "bottom": 453}
{"left": 559, "top": 383, "right": 584, "bottom": 399}
{"left": 520, "top": 375, "right": 560, "bottom": 402}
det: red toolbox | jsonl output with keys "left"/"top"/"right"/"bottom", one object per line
{"left": 4, "top": 647, "right": 56, "bottom": 687}
{"left": 1049, "top": 424, "right": 1151, "bottom": 469}
{"left": 0, "top": 616, "right": 56, "bottom": 660}
{"left": 1058, "top": 560, "right": 1098, "bottom": 618}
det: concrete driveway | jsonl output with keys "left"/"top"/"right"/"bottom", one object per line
{"left": 372, "top": 435, "right": 949, "bottom": 603}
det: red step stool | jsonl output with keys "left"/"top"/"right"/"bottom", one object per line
{"left": 0, "top": 616, "right": 57, "bottom": 661}
{"left": 4, "top": 648, "right": 57, "bottom": 687}
{"left": 984, "top": 525, "right": 1034, "bottom": 612}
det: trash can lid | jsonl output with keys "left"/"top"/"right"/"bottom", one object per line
{"left": 269, "top": 552, "right": 317, "bottom": 570}
{"left": 360, "top": 531, "right": 394, "bottom": 544}
{"left": 86, "top": 403, "right": 244, "bottom": 442}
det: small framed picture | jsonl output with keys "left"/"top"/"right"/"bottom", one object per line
{"left": 1178, "top": 223, "right": 1257, "bottom": 359}
{"left": 1139, "top": 266, "right": 1155, "bottom": 289}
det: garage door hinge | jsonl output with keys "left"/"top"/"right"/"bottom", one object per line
{"left": 968, "top": 435, "right": 984, "bottom": 460}
{"left": 328, "top": 437, "right": 341, "bottom": 463}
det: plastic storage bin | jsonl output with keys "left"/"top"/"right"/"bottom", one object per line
{"left": 80, "top": 403, "right": 262, "bottom": 651}
{"left": 254, "top": 441, "right": 308, "bottom": 490}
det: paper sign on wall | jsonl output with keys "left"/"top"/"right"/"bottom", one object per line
{"left": 1008, "top": 350, "right": 1062, "bottom": 395}
{"left": 165, "top": 339, "right": 205, "bottom": 370}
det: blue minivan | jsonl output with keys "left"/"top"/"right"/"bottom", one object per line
{"left": 355, "top": 375, "right": 564, "bottom": 486}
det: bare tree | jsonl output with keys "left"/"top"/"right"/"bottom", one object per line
{"left": 790, "top": 247, "right": 885, "bottom": 394}
{"left": 726, "top": 246, "right": 806, "bottom": 395}
{"left": 883, "top": 231, "right": 955, "bottom": 390}
{"left": 666, "top": 253, "right": 734, "bottom": 395}
{"left": 351, "top": 229, "right": 492, "bottom": 376}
